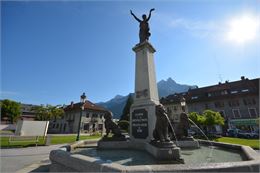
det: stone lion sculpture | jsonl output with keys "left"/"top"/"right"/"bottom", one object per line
{"left": 104, "top": 111, "right": 123, "bottom": 138}
{"left": 153, "top": 104, "right": 171, "bottom": 143}
{"left": 176, "top": 112, "right": 191, "bottom": 139}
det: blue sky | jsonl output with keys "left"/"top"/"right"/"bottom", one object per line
{"left": 1, "top": 0, "right": 260, "bottom": 105}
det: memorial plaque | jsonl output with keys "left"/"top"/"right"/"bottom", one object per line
{"left": 132, "top": 109, "right": 148, "bottom": 139}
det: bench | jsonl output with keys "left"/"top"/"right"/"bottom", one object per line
{"left": 9, "top": 136, "right": 39, "bottom": 146}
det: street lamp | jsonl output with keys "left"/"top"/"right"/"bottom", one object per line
{"left": 180, "top": 96, "right": 186, "bottom": 112}
{"left": 76, "top": 92, "right": 86, "bottom": 141}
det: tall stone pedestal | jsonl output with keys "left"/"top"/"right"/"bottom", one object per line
{"left": 130, "top": 41, "right": 159, "bottom": 143}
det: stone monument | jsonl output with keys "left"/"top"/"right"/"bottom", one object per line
{"left": 98, "top": 9, "right": 183, "bottom": 162}
{"left": 130, "top": 40, "right": 159, "bottom": 143}
{"left": 130, "top": 9, "right": 182, "bottom": 162}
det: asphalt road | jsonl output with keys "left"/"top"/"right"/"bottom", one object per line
{"left": 0, "top": 144, "right": 64, "bottom": 173}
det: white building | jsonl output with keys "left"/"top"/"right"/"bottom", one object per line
{"left": 49, "top": 101, "right": 109, "bottom": 134}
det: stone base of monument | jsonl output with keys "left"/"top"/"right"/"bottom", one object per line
{"left": 100, "top": 135, "right": 128, "bottom": 142}
{"left": 147, "top": 141, "right": 184, "bottom": 163}
{"left": 97, "top": 140, "right": 130, "bottom": 149}
{"left": 176, "top": 137, "right": 200, "bottom": 148}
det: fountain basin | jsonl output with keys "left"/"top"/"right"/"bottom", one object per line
{"left": 49, "top": 140, "right": 260, "bottom": 172}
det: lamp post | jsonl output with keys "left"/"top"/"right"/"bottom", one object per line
{"left": 76, "top": 92, "right": 86, "bottom": 141}
{"left": 180, "top": 96, "right": 186, "bottom": 112}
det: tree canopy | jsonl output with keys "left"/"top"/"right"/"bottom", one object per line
{"left": 188, "top": 112, "right": 205, "bottom": 126}
{"left": 189, "top": 110, "right": 224, "bottom": 127}
{"left": 0, "top": 99, "right": 21, "bottom": 123}
{"left": 203, "top": 110, "right": 224, "bottom": 126}
{"left": 32, "top": 104, "right": 64, "bottom": 121}
{"left": 120, "top": 94, "right": 133, "bottom": 121}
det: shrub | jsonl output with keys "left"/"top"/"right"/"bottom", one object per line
{"left": 118, "top": 120, "right": 129, "bottom": 132}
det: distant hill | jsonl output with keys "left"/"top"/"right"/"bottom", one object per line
{"left": 158, "top": 77, "right": 197, "bottom": 97}
{"left": 96, "top": 78, "right": 197, "bottom": 119}
{"left": 96, "top": 95, "right": 128, "bottom": 118}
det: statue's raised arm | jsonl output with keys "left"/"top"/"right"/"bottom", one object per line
{"left": 130, "top": 10, "right": 141, "bottom": 22}
{"left": 147, "top": 8, "right": 155, "bottom": 21}
{"left": 130, "top": 8, "right": 155, "bottom": 43}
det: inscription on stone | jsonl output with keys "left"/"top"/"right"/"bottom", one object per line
{"left": 136, "top": 89, "right": 148, "bottom": 98}
{"left": 132, "top": 109, "right": 148, "bottom": 139}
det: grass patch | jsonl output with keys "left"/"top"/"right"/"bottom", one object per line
{"left": 0, "top": 134, "right": 101, "bottom": 148}
{"left": 0, "top": 136, "right": 46, "bottom": 148}
{"left": 0, "top": 130, "right": 14, "bottom": 135}
{"left": 214, "top": 137, "right": 260, "bottom": 149}
{"left": 50, "top": 135, "right": 101, "bottom": 145}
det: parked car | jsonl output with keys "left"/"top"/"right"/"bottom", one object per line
{"left": 188, "top": 129, "right": 196, "bottom": 136}
{"left": 237, "top": 130, "right": 259, "bottom": 139}
{"left": 226, "top": 129, "right": 238, "bottom": 137}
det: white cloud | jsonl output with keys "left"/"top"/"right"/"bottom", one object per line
{"left": 154, "top": 12, "right": 260, "bottom": 43}
{"left": 173, "top": 18, "right": 225, "bottom": 39}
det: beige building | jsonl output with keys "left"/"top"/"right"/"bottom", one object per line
{"left": 161, "top": 77, "right": 259, "bottom": 134}
{"left": 49, "top": 101, "right": 109, "bottom": 134}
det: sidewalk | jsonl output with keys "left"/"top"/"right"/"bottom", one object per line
{"left": 0, "top": 133, "right": 92, "bottom": 137}
{"left": 0, "top": 144, "right": 64, "bottom": 173}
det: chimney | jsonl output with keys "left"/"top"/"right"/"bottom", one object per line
{"left": 70, "top": 101, "right": 74, "bottom": 107}
{"left": 241, "top": 76, "right": 245, "bottom": 80}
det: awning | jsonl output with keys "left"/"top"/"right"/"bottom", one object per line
{"left": 230, "top": 118, "right": 259, "bottom": 126}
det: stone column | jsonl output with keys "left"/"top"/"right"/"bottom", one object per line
{"left": 130, "top": 41, "right": 159, "bottom": 143}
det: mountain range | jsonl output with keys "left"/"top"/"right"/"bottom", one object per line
{"left": 96, "top": 78, "right": 197, "bottom": 119}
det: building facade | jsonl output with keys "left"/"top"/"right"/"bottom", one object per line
{"left": 20, "top": 103, "right": 38, "bottom": 121}
{"left": 161, "top": 77, "right": 259, "bottom": 133}
{"left": 49, "top": 101, "right": 109, "bottom": 134}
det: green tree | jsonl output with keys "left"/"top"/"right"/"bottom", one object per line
{"left": 203, "top": 110, "right": 224, "bottom": 134}
{"left": 120, "top": 94, "right": 133, "bottom": 121}
{"left": 33, "top": 104, "right": 64, "bottom": 121}
{"left": 118, "top": 120, "right": 129, "bottom": 132}
{"left": 0, "top": 99, "right": 21, "bottom": 123}
{"left": 188, "top": 112, "right": 205, "bottom": 126}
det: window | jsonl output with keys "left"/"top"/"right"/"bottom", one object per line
{"left": 221, "top": 90, "right": 228, "bottom": 95}
{"left": 243, "top": 98, "right": 255, "bottom": 105}
{"left": 232, "top": 109, "right": 241, "bottom": 118}
{"left": 167, "top": 107, "right": 171, "bottom": 113}
{"left": 86, "top": 113, "right": 90, "bottom": 118}
{"left": 205, "top": 103, "right": 209, "bottom": 109}
{"left": 93, "top": 114, "right": 98, "bottom": 118}
{"left": 241, "top": 89, "right": 249, "bottom": 92}
{"left": 231, "top": 90, "right": 238, "bottom": 94}
{"left": 63, "top": 124, "right": 66, "bottom": 132}
{"left": 98, "top": 124, "right": 103, "bottom": 130}
{"left": 191, "top": 96, "right": 198, "bottom": 100}
{"left": 84, "top": 123, "right": 89, "bottom": 130}
{"left": 69, "top": 114, "right": 73, "bottom": 120}
{"left": 248, "top": 108, "right": 257, "bottom": 117}
{"left": 173, "top": 106, "right": 177, "bottom": 111}
{"left": 214, "top": 101, "right": 224, "bottom": 108}
{"left": 243, "top": 99, "right": 247, "bottom": 105}
{"left": 229, "top": 100, "right": 239, "bottom": 107}
{"left": 173, "top": 114, "right": 179, "bottom": 122}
